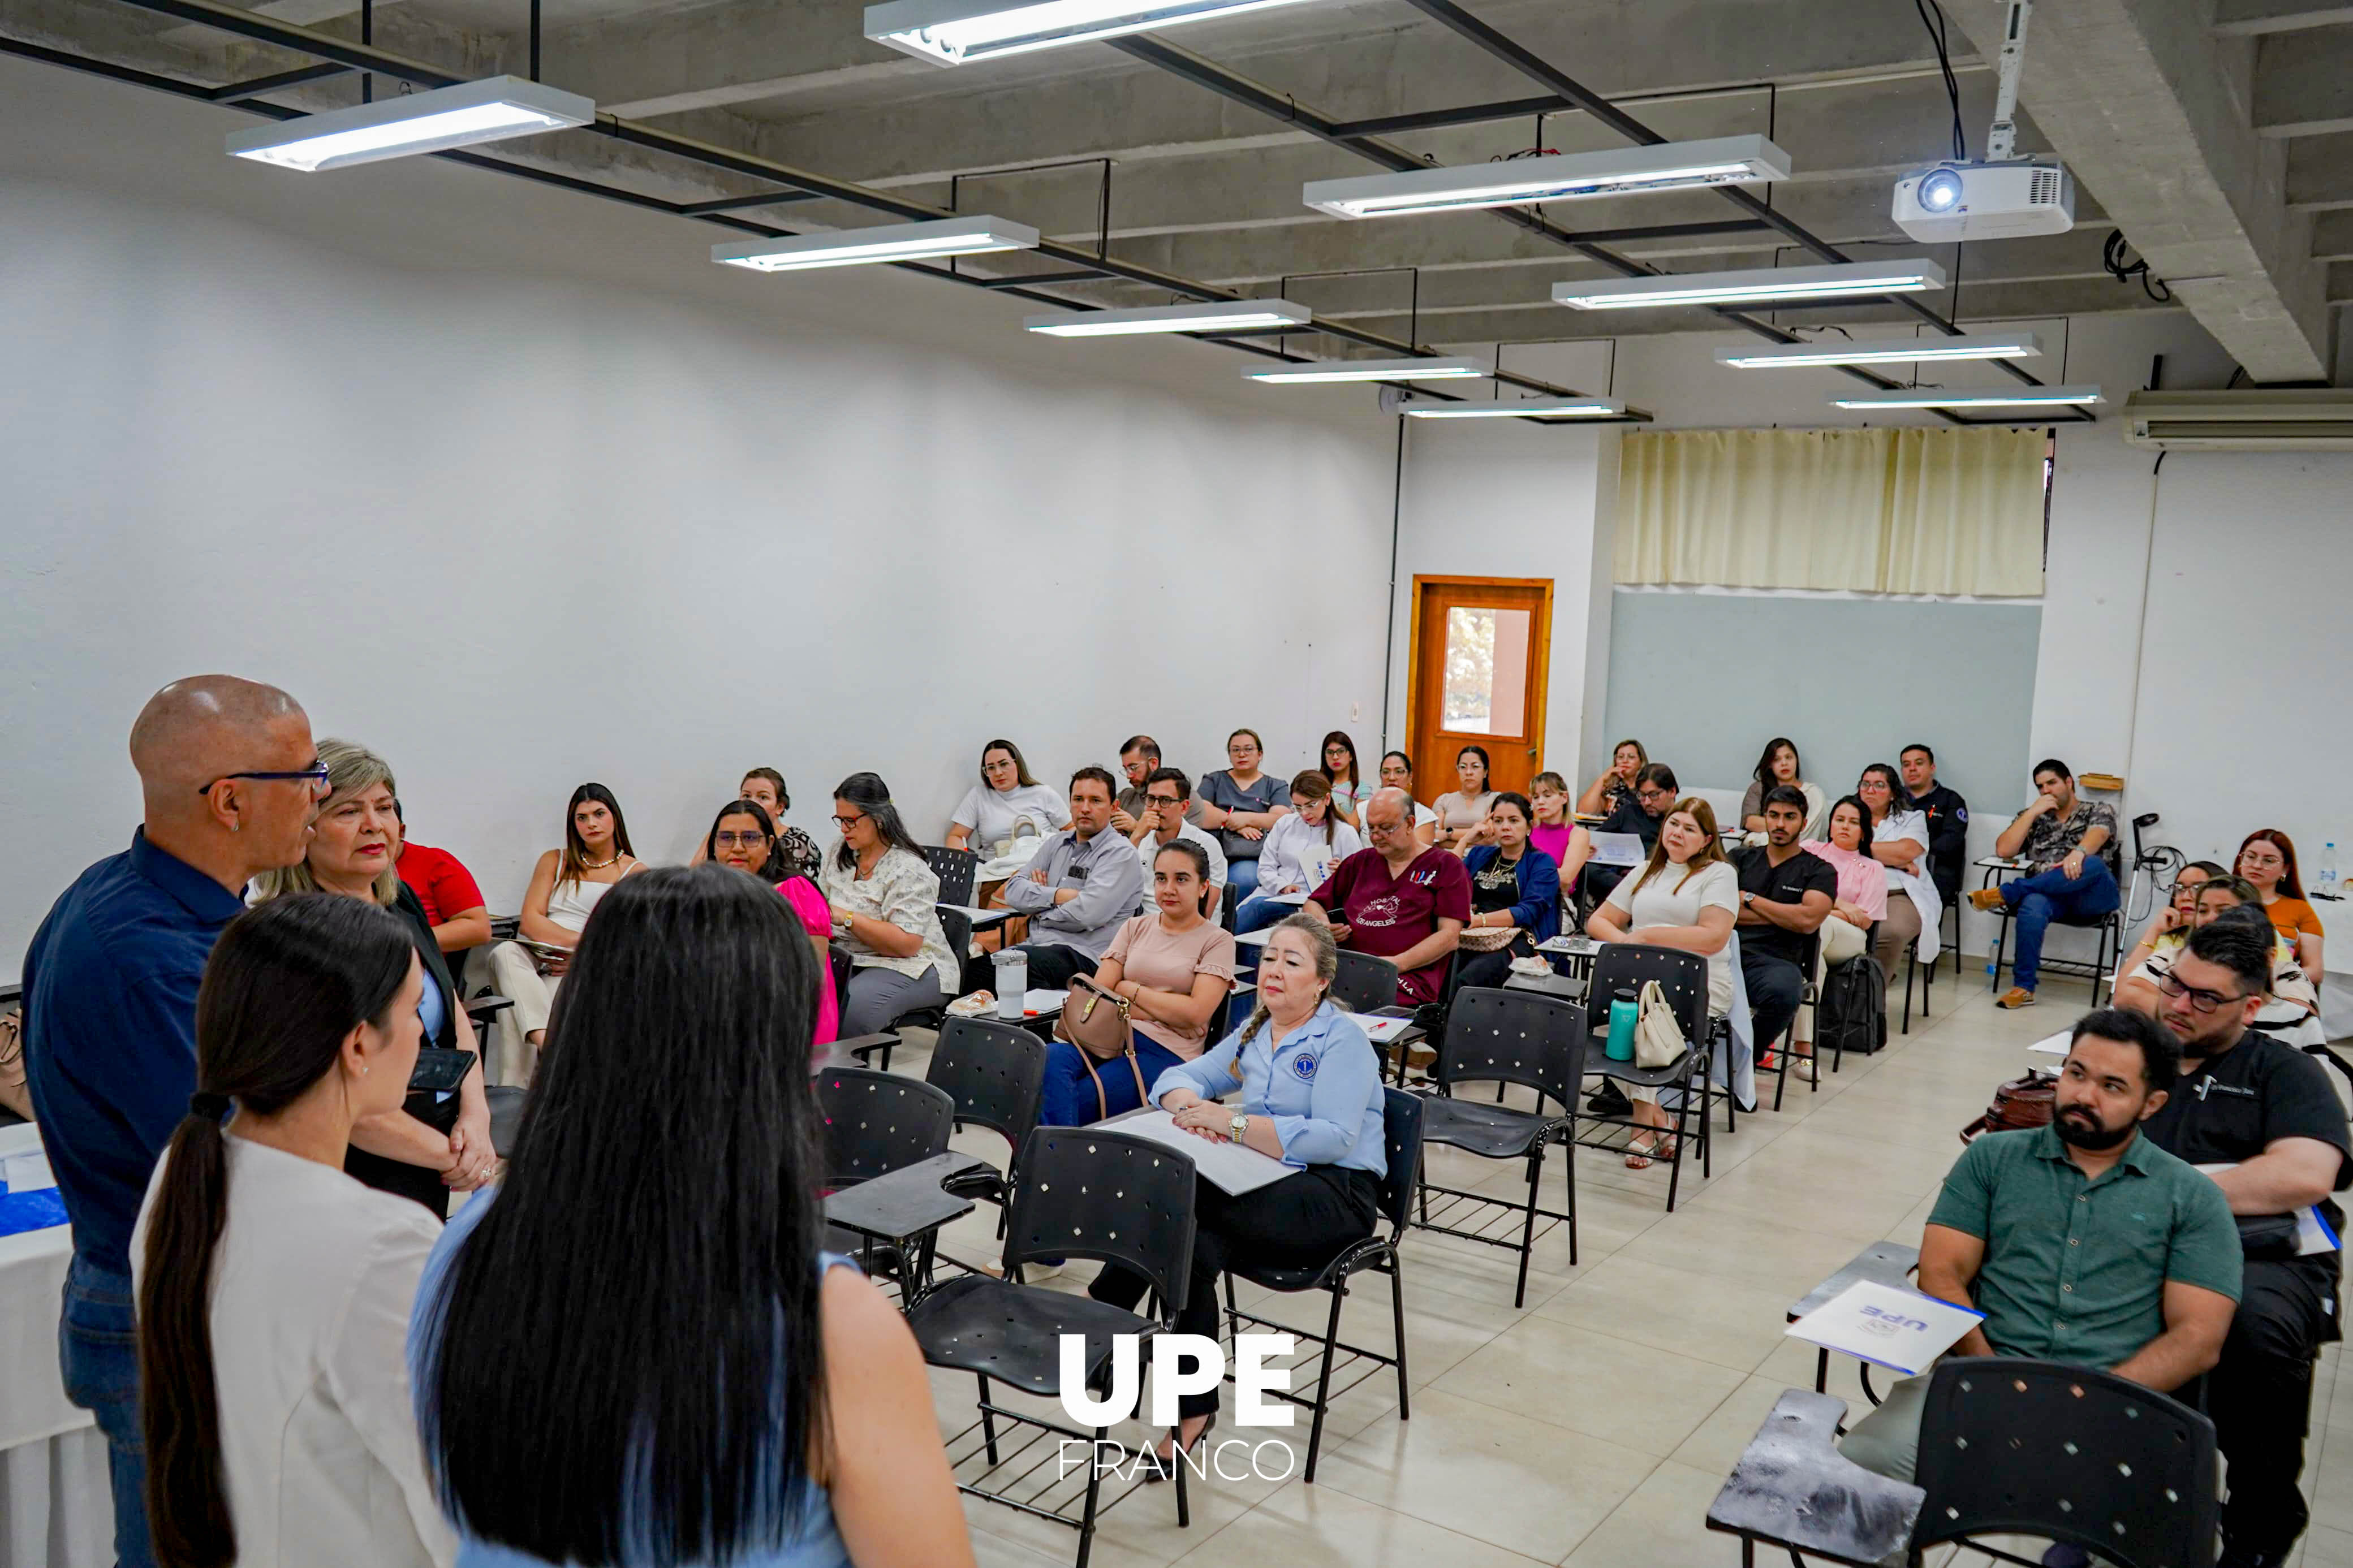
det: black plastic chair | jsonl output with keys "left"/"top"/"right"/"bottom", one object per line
{"left": 1411, "top": 987, "right": 1583, "bottom": 1307}
{"left": 924, "top": 1017, "right": 1048, "bottom": 1226}
{"left": 1222, "top": 1088, "right": 1423, "bottom": 1479}
{"left": 813, "top": 1066, "right": 955, "bottom": 1188}
{"left": 1332, "top": 948, "right": 1402, "bottom": 1013}
{"left": 924, "top": 844, "right": 979, "bottom": 909}
{"left": 1747, "top": 928, "right": 1820, "bottom": 1114}
{"left": 905, "top": 1128, "right": 1200, "bottom": 1567}
{"left": 1907, "top": 1357, "right": 2220, "bottom": 1567}
{"left": 1574, "top": 944, "right": 1712, "bottom": 1211}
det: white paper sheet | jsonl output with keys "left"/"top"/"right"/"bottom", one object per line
{"left": 2027, "top": 1031, "right": 2072, "bottom": 1056}
{"left": 1786, "top": 1280, "right": 1984, "bottom": 1377}
{"left": 0, "top": 1152, "right": 54, "bottom": 1194}
{"left": 1587, "top": 832, "right": 1647, "bottom": 868}
{"left": 1101, "top": 1108, "right": 1291, "bottom": 1195}
{"left": 1356, "top": 1014, "right": 1416, "bottom": 1043}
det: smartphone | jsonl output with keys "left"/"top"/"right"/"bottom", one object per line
{"left": 407, "top": 1048, "right": 476, "bottom": 1094}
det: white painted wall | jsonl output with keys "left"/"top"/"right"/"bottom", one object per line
{"left": 0, "top": 58, "right": 1400, "bottom": 973}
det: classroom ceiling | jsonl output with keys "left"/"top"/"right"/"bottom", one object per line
{"left": 4, "top": 0, "right": 2345, "bottom": 380}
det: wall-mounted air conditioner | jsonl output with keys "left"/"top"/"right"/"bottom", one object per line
{"left": 2122, "top": 390, "right": 2353, "bottom": 450}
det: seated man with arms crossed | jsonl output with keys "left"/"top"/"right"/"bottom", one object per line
{"left": 1306, "top": 787, "right": 1469, "bottom": 1009}
{"left": 1842, "top": 1007, "right": 2240, "bottom": 1484}
{"left": 1970, "top": 758, "right": 2121, "bottom": 1009}
{"left": 1730, "top": 786, "right": 1834, "bottom": 1079}
{"left": 963, "top": 766, "right": 1144, "bottom": 993}
{"left": 1126, "top": 766, "right": 1228, "bottom": 917}
{"left": 2139, "top": 918, "right": 2351, "bottom": 1568}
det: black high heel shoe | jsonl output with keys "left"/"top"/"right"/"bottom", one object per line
{"left": 1139, "top": 1414, "right": 1217, "bottom": 1483}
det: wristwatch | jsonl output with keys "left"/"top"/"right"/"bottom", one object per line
{"left": 1742, "top": 891, "right": 1756, "bottom": 907}
{"left": 1229, "top": 1113, "right": 1250, "bottom": 1143}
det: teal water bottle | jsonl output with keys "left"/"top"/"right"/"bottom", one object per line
{"left": 1606, "top": 988, "right": 1639, "bottom": 1062}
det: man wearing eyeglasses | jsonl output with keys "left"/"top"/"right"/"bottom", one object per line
{"left": 966, "top": 766, "right": 1145, "bottom": 994}
{"left": 2140, "top": 917, "right": 2352, "bottom": 1568}
{"left": 21, "top": 674, "right": 325, "bottom": 1568}
{"left": 1123, "top": 767, "right": 1227, "bottom": 917}
{"left": 1577, "top": 761, "right": 1680, "bottom": 912}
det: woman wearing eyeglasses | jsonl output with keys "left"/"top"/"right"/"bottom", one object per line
{"left": 2236, "top": 830, "right": 2326, "bottom": 986}
{"left": 945, "top": 739, "right": 1068, "bottom": 856}
{"left": 482, "top": 784, "right": 646, "bottom": 1083}
{"left": 704, "top": 798, "right": 837, "bottom": 1048}
{"left": 820, "top": 773, "right": 958, "bottom": 1038}
{"left": 1855, "top": 764, "right": 1938, "bottom": 981}
{"left": 687, "top": 768, "right": 821, "bottom": 880}
{"left": 1373, "top": 750, "right": 1441, "bottom": 847}
{"left": 1196, "top": 728, "right": 1291, "bottom": 895}
{"left": 2117, "top": 876, "right": 2319, "bottom": 1021}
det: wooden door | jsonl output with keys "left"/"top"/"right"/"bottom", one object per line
{"left": 1407, "top": 576, "right": 1553, "bottom": 805}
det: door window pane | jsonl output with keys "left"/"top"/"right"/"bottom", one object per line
{"left": 1443, "top": 606, "right": 1529, "bottom": 735}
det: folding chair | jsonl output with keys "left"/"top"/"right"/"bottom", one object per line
{"left": 906, "top": 1128, "right": 1199, "bottom": 1568}
{"left": 815, "top": 1066, "right": 955, "bottom": 1291}
{"left": 1219, "top": 1088, "right": 1423, "bottom": 1481}
{"left": 1752, "top": 928, "right": 1822, "bottom": 1113}
{"left": 924, "top": 844, "right": 979, "bottom": 909}
{"left": 1573, "top": 944, "right": 1713, "bottom": 1210}
{"left": 923, "top": 1016, "right": 1047, "bottom": 1231}
{"left": 1410, "top": 987, "right": 1582, "bottom": 1307}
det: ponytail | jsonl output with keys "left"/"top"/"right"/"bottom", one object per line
{"left": 139, "top": 895, "right": 416, "bottom": 1568}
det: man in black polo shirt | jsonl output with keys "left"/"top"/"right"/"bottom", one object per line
{"left": 2141, "top": 918, "right": 2351, "bottom": 1568}
{"left": 1730, "top": 786, "right": 1835, "bottom": 1072}
{"left": 1898, "top": 742, "right": 1970, "bottom": 906}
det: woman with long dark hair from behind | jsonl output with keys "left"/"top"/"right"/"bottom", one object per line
{"left": 705, "top": 797, "right": 838, "bottom": 1048}
{"left": 135, "top": 893, "right": 455, "bottom": 1568}
{"left": 482, "top": 782, "right": 647, "bottom": 1081}
{"left": 411, "top": 867, "right": 975, "bottom": 1567}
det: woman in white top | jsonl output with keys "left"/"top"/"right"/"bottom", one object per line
{"left": 1431, "top": 745, "right": 1498, "bottom": 850}
{"left": 483, "top": 783, "right": 647, "bottom": 1080}
{"left": 945, "top": 739, "right": 1070, "bottom": 855}
{"left": 821, "top": 772, "right": 958, "bottom": 1036}
{"left": 1855, "top": 763, "right": 1938, "bottom": 978}
{"left": 134, "top": 893, "right": 455, "bottom": 1568}
{"left": 1376, "top": 751, "right": 1442, "bottom": 848}
{"left": 1586, "top": 797, "right": 1738, "bottom": 1168}
{"left": 1235, "top": 771, "right": 1365, "bottom": 934}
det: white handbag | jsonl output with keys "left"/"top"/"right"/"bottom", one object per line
{"left": 1633, "top": 979, "right": 1688, "bottom": 1069}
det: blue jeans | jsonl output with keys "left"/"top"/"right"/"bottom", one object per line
{"left": 59, "top": 1256, "right": 155, "bottom": 1568}
{"left": 1231, "top": 891, "right": 1296, "bottom": 935}
{"left": 1226, "top": 856, "right": 1263, "bottom": 896}
{"left": 2002, "top": 856, "right": 2119, "bottom": 991}
{"left": 1040, "top": 1033, "right": 1187, "bottom": 1126}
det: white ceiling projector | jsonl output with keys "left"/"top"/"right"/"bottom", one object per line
{"left": 1893, "top": 158, "right": 2075, "bottom": 243}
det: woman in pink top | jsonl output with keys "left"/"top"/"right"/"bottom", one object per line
{"left": 1792, "top": 794, "right": 1887, "bottom": 1052}
{"left": 1527, "top": 772, "right": 1584, "bottom": 888}
{"left": 704, "top": 800, "right": 838, "bottom": 1048}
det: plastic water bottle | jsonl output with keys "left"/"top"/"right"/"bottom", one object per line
{"left": 2321, "top": 843, "right": 2341, "bottom": 897}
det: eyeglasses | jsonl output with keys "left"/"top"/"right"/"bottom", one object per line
{"left": 2156, "top": 972, "right": 2248, "bottom": 1014}
{"left": 1637, "top": 790, "right": 1671, "bottom": 806}
{"left": 713, "top": 831, "right": 770, "bottom": 848}
{"left": 830, "top": 813, "right": 867, "bottom": 830}
{"left": 196, "top": 761, "right": 330, "bottom": 796}
{"left": 1145, "top": 794, "right": 1183, "bottom": 807}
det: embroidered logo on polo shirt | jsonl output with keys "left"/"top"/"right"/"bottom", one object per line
{"left": 1293, "top": 1053, "right": 1318, "bottom": 1080}
{"left": 1356, "top": 895, "right": 1402, "bottom": 930}
{"left": 2191, "top": 1079, "right": 2257, "bottom": 1102}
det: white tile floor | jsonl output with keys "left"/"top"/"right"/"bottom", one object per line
{"left": 877, "top": 967, "right": 2347, "bottom": 1567}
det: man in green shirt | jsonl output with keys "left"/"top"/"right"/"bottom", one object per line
{"left": 1842, "top": 1007, "right": 2243, "bottom": 1482}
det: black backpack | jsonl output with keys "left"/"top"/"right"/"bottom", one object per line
{"left": 1817, "top": 954, "right": 1885, "bottom": 1059}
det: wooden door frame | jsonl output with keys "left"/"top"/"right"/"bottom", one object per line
{"left": 1403, "top": 573, "right": 1555, "bottom": 784}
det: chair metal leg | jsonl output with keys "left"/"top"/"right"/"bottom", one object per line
{"left": 977, "top": 1372, "right": 999, "bottom": 1466}
{"left": 1665, "top": 1079, "right": 1688, "bottom": 1213}
{"left": 1699, "top": 1055, "right": 1713, "bottom": 1181}
{"left": 1902, "top": 947, "right": 1915, "bottom": 1036}
{"left": 1076, "top": 1422, "right": 1105, "bottom": 1568}
{"left": 1512, "top": 1147, "right": 1542, "bottom": 1308}
{"left": 1388, "top": 1255, "right": 1412, "bottom": 1420}
{"left": 1303, "top": 1282, "right": 1346, "bottom": 1483}
{"left": 1222, "top": 1270, "right": 1241, "bottom": 1350}
{"left": 1560, "top": 1125, "right": 1579, "bottom": 1267}
{"left": 1171, "top": 1415, "right": 1190, "bottom": 1527}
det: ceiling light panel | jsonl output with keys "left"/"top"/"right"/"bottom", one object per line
{"left": 1829, "top": 385, "right": 2105, "bottom": 409}
{"left": 866, "top": 0, "right": 1325, "bottom": 66}
{"left": 1304, "top": 136, "right": 1791, "bottom": 220}
{"left": 712, "top": 215, "right": 1039, "bottom": 271}
{"left": 1716, "top": 331, "right": 2045, "bottom": 369}
{"left": 1025, "top": 299, "right": 1313, "bottom": 336}
{"left": 225, "top": 76, "right": 594, "bottom": 171}
{"left": 1246, "top": 356, "right": 1490, "bottom": 384}
{"left": 1400, "top": 396, "right": 1632, "bottom": 420}
{"left": 1554, "top": 260, "right": 1947, "bottom": 311}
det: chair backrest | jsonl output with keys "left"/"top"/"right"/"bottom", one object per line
{"left": 1434, "top": 986, "right": 1585, "bottom": 1110}
{"left": 1588, "top": 941, "right": 1709, "bottom": 1047}
{"left": 925, "top": 1017, "right": 1048, "bottom": 1157}
{"left": 1002, "top": 1126, "right": 1198, "bottom": 1313}
{"left": 813, "top": 1066, "right": 955, "bottom": 1187}
{"left": 1331, "top": 948, "right": 1402, "bottom": 1014}
{"left": 1910, "top": 1357, "right": 2219, "bottom": 1568}
{"left": 924, "top": 844, "right": 978, "bottom": 908}
{"left": 1375, "top": 1088, "right": 1424, "bottom": 1234}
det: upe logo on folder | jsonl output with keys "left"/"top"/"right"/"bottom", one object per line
{"left": 1787, "top": 1280, "right": 1986, "bottom": 1377}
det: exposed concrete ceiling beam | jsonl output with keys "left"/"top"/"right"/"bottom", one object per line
{"left": 2212, "top": 0, "right": 2353, "bottom": 36}
{"left": 1943, "top": 0, "right": 2329, "bottom": 382}
{"left": 2289, "top": 132, "right": 2353, "bottom": 206}
{"left": 2251, "top": 24, "right": 2353, "bottom": 136}
{"left": 2315, "top": 210, "right": 2353, "bottom": 256}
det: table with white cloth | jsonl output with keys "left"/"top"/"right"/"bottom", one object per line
{"left": 0, "top": 1121, "right": 110, "bottom": 1568}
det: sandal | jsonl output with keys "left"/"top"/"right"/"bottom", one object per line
{"left": 1625, "top": 1130, "right": 1658, "bottom": 1169}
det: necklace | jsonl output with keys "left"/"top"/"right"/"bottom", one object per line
{"left": 581, "top": 852, "right": 622, "bottom": 871}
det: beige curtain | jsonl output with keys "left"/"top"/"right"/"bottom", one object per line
{"left": 1617, "top": 426, "right": 2045, "bottom": 597}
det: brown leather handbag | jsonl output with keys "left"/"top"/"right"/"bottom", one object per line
{"left": 1055, "top": 975, "right": 1151, "bottom": 1120}
{"left": 1959, "top": 1069, "right": 2058, "bottom": 1144}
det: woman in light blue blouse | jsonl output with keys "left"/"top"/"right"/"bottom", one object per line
{"left": 1085, "top": 913, "right": 1386, "bottom": 1475}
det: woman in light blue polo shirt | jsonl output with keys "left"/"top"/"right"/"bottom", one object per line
{"left": 1085, "top": 913, "right": 1386, "bottom": 1475}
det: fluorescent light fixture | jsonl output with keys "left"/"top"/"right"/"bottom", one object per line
{"left": 1716, "top": 331, "right": 2044, "bottom": 369}
{"left": 1246, "top": 356, "right": 1489, "bottom": 385}
{"left": 226, "top": 76, "right": 594, "bottom": 172}
{"left": 1304, "top": 135, "right": 1790, "bottom": 220}
{"left": 713, "top": 215, "right": 1038, "bottom": 272}
{"left": 1553, "top": 260, "right": 1947, "bottom": 311}
{"left": 1829, "top": 385, "right": 2105, "bottom": 410}
{"left": 866, "top": 0, "right": 1322, "bottom": 66}
{"left": 1026, "top": 299, "right": 1313, "bottom": 336}
{"left": 1400, "top": 396, "right": 1630, "bottom": 420}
